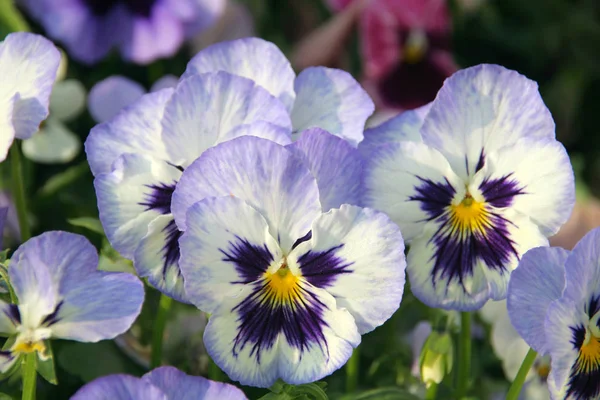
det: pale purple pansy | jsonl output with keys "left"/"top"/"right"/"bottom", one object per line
{"left": 0, "top": 32, "right": 60, "bottom": 162}
{"left": 71, "top": 366, "right": 247, "bottom": 399}
{"left": 0, "top": 231, "right": 144, "bottom": 372}
{"left": 507, "top": 228, "right": 600, "bottom": 399}
{"left": 363, "top": 64, "right": 575, "bottom": 311}
{"left": 21, "top": 0, "right": 226, "bottom": 65}
{"left": 183, "top": 37, "right": 375, "bottom": 146}
{"left": 172, "top": 135, "right": 405, "bottom": 387}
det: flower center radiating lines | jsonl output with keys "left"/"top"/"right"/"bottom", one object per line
{"left": 263, "top": 264, "right": 301, "bottom": 305}
{"left": 567, "top": 301, "right": 600, "bottom": 399}
{"left": 448, "top": 195, "right": 490, "bottom": 235}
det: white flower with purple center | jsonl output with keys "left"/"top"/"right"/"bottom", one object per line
{"left": 170, "top": 134, "right": 406, "bottom": 387}
{"left": 71, "top": 366, "right": 247, "bottom": 399}
{"left": 362, "top": 64, "right": 575, "bottom": 310}
{"left": 0, "top": 32, "right": 60, "bottom": 162}
{"left": 507, "top": 228, "right": 600, "bottom": 399}
{"left": 85, "top": 70, "right": 293, "bottom": 302}
{"left": 0, "top": 231, "right": 144, "bottom": 372}
{"left": 183, "top": 37, "right": 375, "bottom": 146}
{"left": 21, "top": 0, "right": 226, "bottom": 64}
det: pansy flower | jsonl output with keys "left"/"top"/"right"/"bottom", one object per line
{"left": 72, "top": 366, "right": 247, "bottom": 399}
{"left": 0, "top": 32, "right": 60, "bottom": 162}
{"left": 0, "top": 231, "right": 144, "bottom": 371}
{"left": 85, "top": 70, "right": 292, "bottom": 302}
{"left": 171, "top": 134, "right": 406, "bottom": 387}
{"left": 183, "top": 37, "right": 375, "bottom": 146}
{"left": 21, "top": 0, "right": 226, "bottom": 65}
{"left": 363, "top": 64, "right": 575, "bottom": 310}
{"left": 507, "top": 227, "right": 600, "bottom": 399}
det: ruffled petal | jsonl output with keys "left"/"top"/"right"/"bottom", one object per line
{"left": 420, "top": 64, "right": 556, "bottom": 180}
{"left": 0, "top": 302, "right": 19, "bottom": 335}
{"left": 287, "top": 128, "right": 363, "bottom": 211}
{"left": 160, "top": 72, "right": 291, "bottom": 168}
{"left": 0, "top": 351, "right": 18, "bottom": 373}
{"left": 88, "top": 75, "right": 146, "bottom": 123}
{"left": 0, "top": 32, "right": 60, "bottom": 140}
{"left": 94, "top": 153, "right": 182, "bottom": 259}
{"left": 71, "top": 374, "right": 167, "bottom": 400}
{"left": 172, "top": 136, "right": 320, "bottom": 252}
{"left": 22, "top": 119, "right": 80, "bottom": 164}
{"left": 561, "top": 227, "right": 600, "bottom": 308}
{"left": 290, "top": 67, "right": 374, "bottom": 146}
{"left": 184, "top": 38, "right": 296, "bottom": 111}
{"left": 142, "top": 366, "right": 248, "bottom": 399}
{"left": 85, "top": 88, "right": 174, "bottom": 176}
{"left": 288, "top": 204, "right": 405, "bottom": 333}
{"left": 507, "top": 247, "right": 568, "bottom": 354}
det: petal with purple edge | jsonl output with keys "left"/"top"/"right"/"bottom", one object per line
{"left": 85, "top": 88, "right": 174, "bottom": 176}
{"left": 0, "top": 302, "right": 19, "bottom": 335}
{"left": 290, "top": 67, "right": 374, "bottom": 146}
{"left": 0, "top": 32, "right": 60, "bottom": 140}
{"left": 218, "top": 121, "right": 292, "bottom": 146}
{"left": 172, "top": 136, "right": 320, "bottom": 252}
{"left": 287, "top": 128, "right": 362, "bottom": 211}
{"left": 561, "top": 227, "right": 600, "bottom": 308}
{"left": 71, "top": 374, "right": 167, "bottom": 400}
{"left": 420, "top": 64, "right": 556, "bottom": 180}
{"left": 179, "top": 196, "right": 282, "bottom": 313}
{"left": 88, "top": 75, "right": 146, "bottom": 123}
{"left": 184, "top": 38, "right": 296, "bottom": 111}
{"left": 507, "top": 246, "right": 568, "bottom": 354}
{"left": 0, "top": 96, "right": 15, "bottom": 162}
{"left": 0, "top": 350, "right": 17, "bottom": 373}
{"left": 95, "top": 153, "right": 182, "bottom": 259}
{"left": 142, "top": 366, "right": 248, "bottom": 400}
{"left": 134, "top": 215, "right": 187, "bottom": 303}
{"left": 289, "top": 204, "right": 405, "bottom": 334}
{"left": 160, "top": 72, "right": 291, "bottom": 168}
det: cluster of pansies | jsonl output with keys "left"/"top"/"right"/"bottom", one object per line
{"left": 0, "top": 8, "right": 598, "bottom": 399}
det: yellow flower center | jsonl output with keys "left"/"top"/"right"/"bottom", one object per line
{"left": 404, "top": 30, "right": 428, "bottom": 64}
{"left": 12, "top": 340, "right": 46, "bottom": 356}
{"left": 449, "top": 195, "right": 491, "bottom": 234}
{"left": 264, "top": 262, "right": 301, "bottom": 305}
{"left": 578, "top": 333, "right": 600, "bottom": 373}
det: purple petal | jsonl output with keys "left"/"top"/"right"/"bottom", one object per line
{"left": 71, "top": 374, "right": 167, "bottom": 400}
{"left": 88, "top": 75, "right": 146, "bottom": 123}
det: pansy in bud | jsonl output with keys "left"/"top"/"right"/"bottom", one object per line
{"left": 170, "top": 134, "right": 405, "bottom": 387}
{"left": 183, "top": 37, "right": 375, "bottom": 146}
{"left": 363, "top": 64, "right": 575, "bottom": 310}
{"left": 71, "top": 366, "right": 247, "bottom": 399}
{"left": 0, "top": 231, "right": 144, "bottom": 372}
{"left": 21, "top": 0, "right": 226, "bottom": 65}
{"left": 85, "top": 69, "right": 292, "bottom": 302}
{"left": 0, "top": 32, "right": 60, "bottom": 162}
{"left": 508, "top": 227, "right": 600, "bottom": 399}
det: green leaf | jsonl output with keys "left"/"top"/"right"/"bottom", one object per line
{"left": 341, "top": 387, "right": 421, "bottom": 400}
{"left": 67, "top": 217, "right": 105, "bottom": 236}
{"left": 0, "top": 392, "right": 14, "bottom": 400}
{"left": 37, "top": 162, "right": 90, "bottom": 198}
{"left": 0, "top": 1, "right": 30, "bottom": 33}
{"left": 37, "top": 341, "right": 57, "bottom": 385}
{"left": 289, "top": 383, "right": 329, "bottom": 400}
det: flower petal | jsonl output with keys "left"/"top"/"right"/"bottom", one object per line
{"left": 184, "top": 38, "right": 296, "bottom": 111}
{"left": 22, "top": 119, "right": 81, "bottom": 164}
{"left": 85, "top": 88, "right": 173, "bottom": 176}
{"left": 0, "top": 302, "right": 19, "bottom": 335}
{"left": 142, "top": 366, "right": 248, "bottom": 399}
{"left": 477, "top": 137, "right": 574, "bottom": 237}
{"left": 150, "top": 75, "right": 179, "bottom": 92}
{"left": 290, "top": 67, "right": 374, "bottom": 146}
{"left": 94, "top": 153, "right": 182, "bottom": 259}
{"left": 561, "top": 227, "right": 600, "bottom": 308}
{"left": 49, "top": 79, "right": 87, "bottom": 122}
{"left": 88, "top": 75, "right": 146, "bottom": 123}
{"left": 161, "top": 72, "right": 291, "bottom": 168}
{"left": 420, "top": 64, "right": 556, "bottom": 180}
{"left": 0, "top": 32, "right": 60, "bottom": 140}
{"left": 287, "top": 128, "right": 363, "bottom": 211}
{"left": 408, "top": 210, "right": 548, "bottom": 310}
{"left": 71, "top": 374, "right": 167, "bottom": 400}
{"left": 0, "top": 96, "right": 15, "bottom": 162}
{"left": 0, "top": 351, "right": 17, "bottom": 373}
{"left": 172, "top": 136, "right": 320, "bottom": 252}
{"left": 289, "top": 204, "right": 405, "bottom": 333}
{"left": 507, "top": 246, "right": 568, "bottom": 354}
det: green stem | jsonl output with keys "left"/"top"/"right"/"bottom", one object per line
{"left": 10, "top": 143, "right": 31, "bottom": 242}
{"left": 455, "top": 312, "right": 471, "bottom": 399}
{"left": 345, "top": 346, "right": 359, "bottom": 393}
{"left": 425, "top": 382, "right": 438, "bottom": 400}
{"left": 0, "top": 0, "right": 30, "bottom": 32}
{"left": 506, "top": 347, "right": 537, "bottom": 400}
{"left": 21, "top": 353, "right": 37, "bottom": 400}
{"left": 150, "top": 294, "right": 172, "bottom": 369}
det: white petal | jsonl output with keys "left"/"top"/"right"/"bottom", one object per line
{"left": 22, "top": 119, "right": 80, "bottom": 164}
{"left": 50, "top": 79, "right": 87, "bottom": 121}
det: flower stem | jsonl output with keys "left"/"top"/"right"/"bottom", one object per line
{"left": 425, "top": 382, "right": 438, "bottom": 400}
{"left": 455, "top": 312, "right": 471, "bottom": 399}
{"left": 506, "top": 347, "right": 537, "bottom": 400}
{"left": 208, "top": 356, "right": 224, "bottom": 382}
{"left": 21, "top": 353, "right": 37, "bottom": 400}
{"left": 10, "top": 143, "right": 31, "bottom": 242}
{"left": 150, "top": 294, "right": 172, "bottom": 369}
{"left": 345, "top": 346, "right": 359, "bottom": 393}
